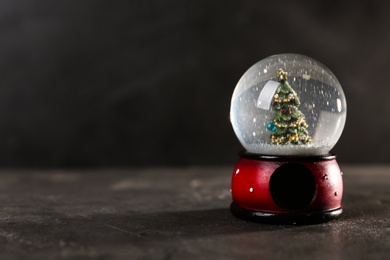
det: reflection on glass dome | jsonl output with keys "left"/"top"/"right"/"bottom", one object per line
{"left": 230, "top": 54, "right": 346, "bottom": 156}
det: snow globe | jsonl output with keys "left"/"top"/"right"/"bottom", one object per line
{"left": 230, "top": 54, "right": 346, "bottom": 224}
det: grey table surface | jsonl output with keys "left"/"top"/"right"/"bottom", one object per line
{"left": 0, "top": 165, "right": 389, "bottom": 259}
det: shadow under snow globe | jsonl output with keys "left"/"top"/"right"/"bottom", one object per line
{"left": 230, "top": 54, "right": 347, "bottom": 224}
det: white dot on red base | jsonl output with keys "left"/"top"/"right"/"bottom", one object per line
{"left": 235, "top": 169, "right": 240, "bottom": 174}
{"left": 249, "top": 188, "right": 254, "bottom": 192}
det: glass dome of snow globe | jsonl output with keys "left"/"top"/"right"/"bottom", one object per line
{"left": 230, "top": 53, "right": 346, "bottom": 156}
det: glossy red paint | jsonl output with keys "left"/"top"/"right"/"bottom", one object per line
{"left": 231, "top": 156, "right": 343, "bottom": 214}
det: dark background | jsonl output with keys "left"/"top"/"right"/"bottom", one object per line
{"left": 0, "top": 0, "right": 389, "bottom": 167}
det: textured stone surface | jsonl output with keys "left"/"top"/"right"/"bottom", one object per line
{"left": 0, "top": 165, "right": 389, "bottom": 259}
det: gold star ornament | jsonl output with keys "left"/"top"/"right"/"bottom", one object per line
{"left": 277, "top": 69, "right": 288, "bottom": 81}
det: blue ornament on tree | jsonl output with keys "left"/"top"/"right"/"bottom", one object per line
{"left": 266, "top": 122, "right": 277, "bottom": 132}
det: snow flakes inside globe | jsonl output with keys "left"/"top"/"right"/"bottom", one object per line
{"left": 230, "top": 54, "right": 346, "bottom": 156}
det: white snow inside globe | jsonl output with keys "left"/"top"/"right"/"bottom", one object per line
{"left": 230, "top": 54, "right": 347, "bottom": 156}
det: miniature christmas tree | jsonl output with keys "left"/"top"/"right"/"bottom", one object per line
{"left": 266, "top": 69, "right": 312, "bottom": 145}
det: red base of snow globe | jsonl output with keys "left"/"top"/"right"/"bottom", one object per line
{"left": 230, "top": 151, "right": 343, "bottom": 224}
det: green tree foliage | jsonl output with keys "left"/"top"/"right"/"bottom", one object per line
{"left": 269, "top": 69, "right": 312, "bottom": 145}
